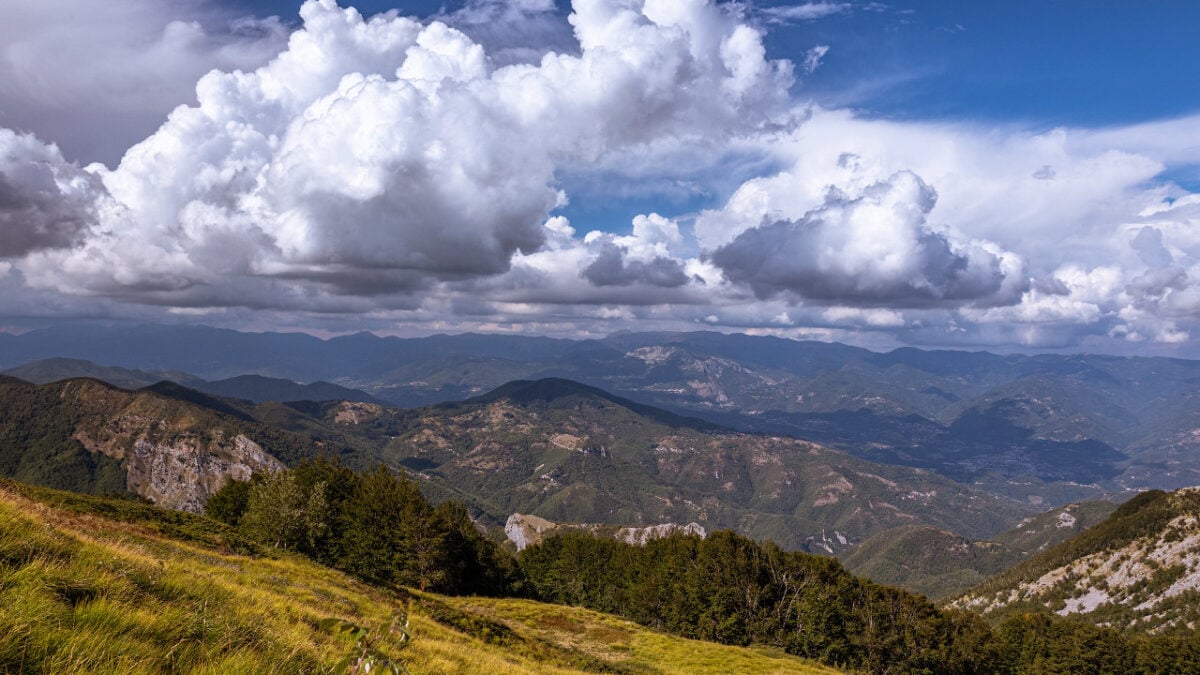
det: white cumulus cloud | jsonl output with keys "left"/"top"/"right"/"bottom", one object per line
{"left": 10, "top": 0, "right": 793, "bottom": 310}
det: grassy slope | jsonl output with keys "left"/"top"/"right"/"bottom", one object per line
{"left": 0, "top": 480, "right": 834, "bottom": 674}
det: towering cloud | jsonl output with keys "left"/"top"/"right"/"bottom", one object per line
{"left": 1, "top": 0, "right": 1199, "bottom": 354}
{"left": 10, "top": 0, "right": 792, "bottom": 310}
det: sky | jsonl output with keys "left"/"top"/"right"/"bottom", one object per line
{"left": 1, "top": 0, "right": 1200, "bottom": 355}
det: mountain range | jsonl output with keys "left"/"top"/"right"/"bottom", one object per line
{"left": 5, "top": 324, "right": 1200, "bottom": 508}
{"left": 0, "top": 372, "right": 1034, "bottom": 556}
{"left": 13, "top": 324, "right": 1200, "bottom": 608}
{"left": 8, "top": 329, "right": 1200, "bottom": 649}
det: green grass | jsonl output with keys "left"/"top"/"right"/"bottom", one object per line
{"left": 442, "top": 596, "right": 839, "bottom": 674}
{"left": 0, "top": 480, "right": 836, "bottom": 673}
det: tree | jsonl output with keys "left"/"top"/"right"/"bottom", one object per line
{"left": 238, "top": 470, "right": 328, "bottom": 551}
{"left": 338, "top": 466, "right": 428, "bottom": 586}
{"left": 205, "top": 476, "right": 254, "bottom": 525}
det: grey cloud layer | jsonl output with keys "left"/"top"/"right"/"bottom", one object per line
{"left": 583, "top": 242, "right": 691, "bottom": 288}
{"left": 0, "top": 130, "right": 102, "bottom": 257}
{"left": 0, "top": 0, "right": 288, "bottom": 165}
{"left": 710, "top": 172, "right": 1024, "bottom": 307}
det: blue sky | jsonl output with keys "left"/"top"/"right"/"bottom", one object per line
{"left": 1, "top": 0, "right": 1200, "bottom": 354}
{"left": 791, "top": 1, "right": 1200, "bottom": 126}
{"left": 236, "top": 0, "right": 1200, "bottom": 127}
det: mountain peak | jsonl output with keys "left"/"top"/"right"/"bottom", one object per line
{"left": 466, "top": 377, "right": 724, "bottom": 432}
{"left": 469, "top": 377, "right": 614, "bottom": 405}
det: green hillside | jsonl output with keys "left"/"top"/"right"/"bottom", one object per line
{"left": 0, "top": 478, "right": 834, "bottom": 674}
{"left": 302, "top": 379, "right": 1034, "bottom": 552}
{"left": 952, "top": 488, "right": 1200, "bottom": 634}
{"left": 842, "top": 500, "right": 1117, "bottom": 598}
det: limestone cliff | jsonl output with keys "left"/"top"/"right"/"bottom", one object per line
{"left": 505, "top": 512, "right": 706, "bottom": 551}
{"left": 62, "top": 380, "right": 285, "bottom": 511}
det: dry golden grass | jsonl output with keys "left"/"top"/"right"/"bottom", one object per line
{"left": 0, "top": 482, "right": 837, "bottom": 673}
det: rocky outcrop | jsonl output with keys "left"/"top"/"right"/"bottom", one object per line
{"left": 56, "top": 379, "right": 285, "bottom": 512}
{"left": 952, "top": 488, "right": 1200, "bottom": 632}
{"left": 126, "top": 433, "right": 282, "bottom": 512}
{"left": 616, "top": 522, "right": 707, "bottom": 546}
{"left": 505, "top": 513, "right": 706, "bottom": 551}
{"left": 504, "top": 513, "right": 559, "bottom": 551}
{"left": 75, "top": 422, "right": 283, "bottom": 512}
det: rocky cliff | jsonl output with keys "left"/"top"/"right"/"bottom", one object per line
{"left": 0, "top": 377, "right": 285, "bottom": 512}
{"left": 505, "top": 513, "right": 706, "bottom": 551}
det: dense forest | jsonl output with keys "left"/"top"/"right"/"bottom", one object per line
{"left": 206, "top": 458, "right": 519, "bottom": 596}
{"left": 518, "top": 529, "right": 1200, "bottom": 673}
{"left": 209, "top": 461, "right": 1200, "bottom": 673}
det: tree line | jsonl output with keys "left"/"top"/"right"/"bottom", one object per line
{"left": 518, "top": 529, "right": 1200, "bottom": 674}
{"left": 206, "top": 458, "right": 519, "bottom": 596}
{"left": 208, "top": 463, "right": 1200, "bottom": 673}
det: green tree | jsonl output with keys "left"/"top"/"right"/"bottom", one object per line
{"left": 338, "top": 466, "right": 427, "bottom": 586}
{"left": 205, "top": 476, "right": 254, "bottom": 525}
{"left": 239, "top": 470, "right": 328, "bottom": 551}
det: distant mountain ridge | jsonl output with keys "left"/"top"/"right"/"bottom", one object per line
{"left": 2, "top": 357, "right": 385, "bottom": 405}
{"left": 2, "top": 357, "right": 192, "bottom": 390}
{"left": 197, "top": 374, "right": 386, "bottom": 405}
{"left": 466, "top": 378, "right": 725, "bottom": 432}
{"left": 7, "top": 324, "right": 1200, "bottom": 507}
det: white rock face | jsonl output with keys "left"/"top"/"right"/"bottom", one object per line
{"left": 953, "top": 489, "right": 1200, "bottom": 631}
{"left": 616, "top": 522, "right": 707, "bottom": 546}
{"left": 626, "top": 346, "right": 679, "bottom": 365}
{"left": 505, "top": 513, "right": 707, "bottom": 551}
{"left": 125, "top": 433, "right": 284, "bottom": 512}
{"left": 505, "top": 513, "right": 559, "bottom": 551}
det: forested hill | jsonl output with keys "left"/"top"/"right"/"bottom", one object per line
{"left": 298, "top": 377, "right": 1034, "bottom": 552}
